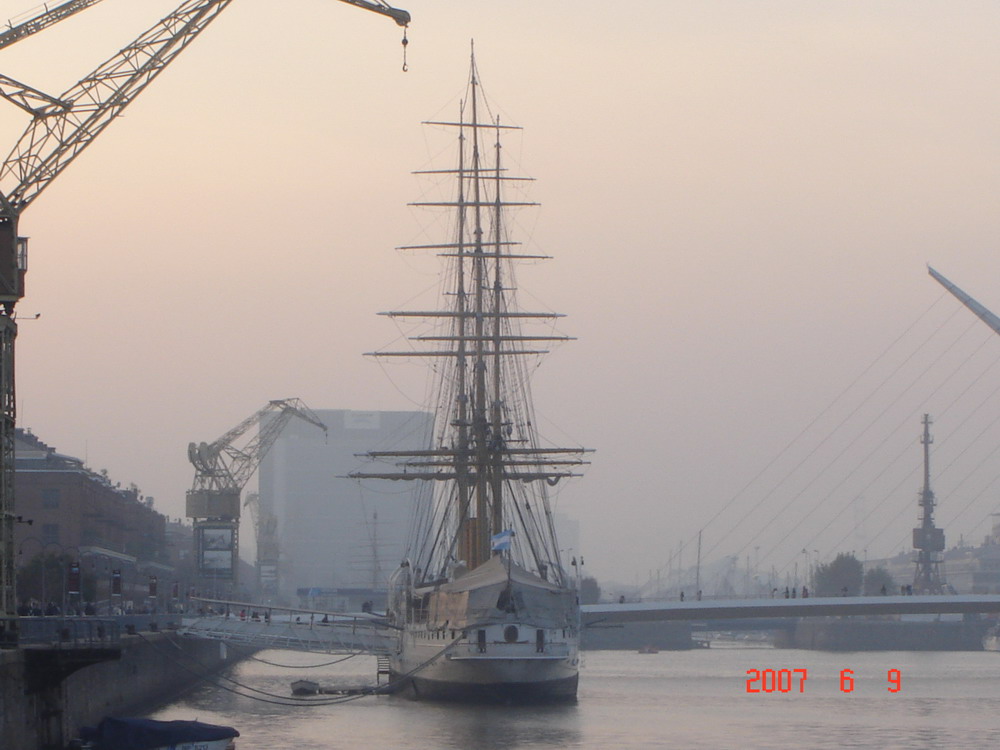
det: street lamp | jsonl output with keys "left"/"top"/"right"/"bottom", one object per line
{"left": 16, "top": 536, "right": 45, "bottom": 610}
{"left": 16, "top": 539, "right": 80, "bottom": 613}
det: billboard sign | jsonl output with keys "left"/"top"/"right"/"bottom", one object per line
{"left": 196, "top": 523, "right": 235, "bottom": 578}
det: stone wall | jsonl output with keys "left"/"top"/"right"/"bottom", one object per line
{"left": 1, "top": 631, "right": 231, "bottom": 749}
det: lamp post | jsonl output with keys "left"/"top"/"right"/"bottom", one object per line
{"left": 812, "top": 550, "right": 819, "bottom": 593}
{"left": 16, "top": 536, "right": 44, "bottom": 610}
{"left": 44, "top": 543, "right": 79, "bottom": 615}
{"left": 17, "top": 540, "right": 78, "bottom": 613}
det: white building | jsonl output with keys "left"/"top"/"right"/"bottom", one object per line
{"left": 258, "top": 409, "right": 432, "bottom": 599}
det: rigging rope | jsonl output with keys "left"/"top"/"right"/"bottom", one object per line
{"left": 139, "top": 626, "right": 468, "bottom": 707}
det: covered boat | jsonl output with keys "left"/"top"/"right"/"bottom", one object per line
{"left": 77, "top": 717, "right": 238, "bottom": 750}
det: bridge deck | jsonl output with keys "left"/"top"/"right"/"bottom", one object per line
{"left": 177, "top": 594, "right": 1000, "bottom": 654}
{"left": 582, "top": 594, "right": 1000, "bottom": 626}
{"left": 180, "top": 613, "right": 395, "bottom": 653}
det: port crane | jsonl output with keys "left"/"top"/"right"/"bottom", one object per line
{"left": 0, "top": 0, "right": 407, "bottom": 644}
{"left": 187, "top": 399, "right": 326, "bottom": 593}
{"left": 242, "top": 491, "right": 281, "bottom": 597}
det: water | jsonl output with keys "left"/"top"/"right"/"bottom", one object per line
{"left": 148, "top": 646, "right": 1000, "bottom": 749}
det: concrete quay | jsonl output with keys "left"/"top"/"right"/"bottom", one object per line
{"left": 2, "top": 618, "right": 232, "bottom": 750}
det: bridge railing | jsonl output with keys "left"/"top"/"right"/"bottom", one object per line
{"left": 18, "top": 617, "right": 121, "bottom": 647}
{"left": 180, "top": 612, "right": 397, "bottom": 654}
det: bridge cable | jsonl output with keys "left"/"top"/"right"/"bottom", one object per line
{"left": 695, "top": 295, "right": 961, "bottom": 574}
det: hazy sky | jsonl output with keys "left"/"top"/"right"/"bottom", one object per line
{"left": 4, "top": 0, "right": 1000, "bottom": 586}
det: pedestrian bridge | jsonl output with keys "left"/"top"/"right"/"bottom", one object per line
{"left": 179, "top": 602, "right": 396, "bottom": 653}
{"left": 581, "top": 593, "right": 1000, "bottom": 626}
{"left": 176, "top": 594, "right": 1000, "bottom": 654}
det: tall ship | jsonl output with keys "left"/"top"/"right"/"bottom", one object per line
{"left": 351, "top": 49, "right": 590, "bottom": 701}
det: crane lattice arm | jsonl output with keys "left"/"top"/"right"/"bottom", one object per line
{"left": 0, "top": 0, "right": 408, "bottom": 303}
{"left": 0, "top": 1, "right": 109, "bottom": 52}
{"left": 0, "top": 0, "right": 235, "bottom": 217}
{"left": 189, "top": 399, "right": 327, "bottom": 493}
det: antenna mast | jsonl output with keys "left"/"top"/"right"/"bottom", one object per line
{"left": 913, "top": 414, "right": 945, "bottom": 594}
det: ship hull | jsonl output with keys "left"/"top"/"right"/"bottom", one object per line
{"left": 398, "top": 670, "right": 578, "bottom": 703}
{"left": 388, "top": 620, "right": 580, "bottom": 703}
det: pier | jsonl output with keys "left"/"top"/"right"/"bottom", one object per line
{"left": 1, "top": 615, "right": 231, "bottom": 750}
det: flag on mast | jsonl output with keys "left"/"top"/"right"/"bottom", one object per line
{"left": 491, "top": 529, "right": 514, "bottom": 552}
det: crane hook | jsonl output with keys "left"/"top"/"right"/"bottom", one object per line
{"left": 401, "top": 27, "right": 409, "bottom": 72}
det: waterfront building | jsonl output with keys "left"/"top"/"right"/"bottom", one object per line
{"left": 258, "top": 409, "right": 432, "bottom": 599}
{"left": 872, "top": 516, "right": 1000, "bottom": 595}
{"left": 12, "top": 428, "right": 170, "bottom": 606}
{"left": 940, "top": 517, "right": 1000, "bottom": 594}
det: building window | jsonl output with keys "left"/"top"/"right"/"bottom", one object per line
{"left": 41, "top": 523, "right": 59, "bottom": 545}
{"left": 41, "top": 488, "right": 60, "bottom": 509}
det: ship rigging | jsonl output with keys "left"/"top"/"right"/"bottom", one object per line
{"left": 351, "top": 47, "right": 590, "bottom": 701}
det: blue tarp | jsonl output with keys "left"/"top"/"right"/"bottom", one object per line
{"left": 79, "top": 717, "right": 239, "bottom": 750}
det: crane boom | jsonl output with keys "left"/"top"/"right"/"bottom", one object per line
{"left": 0, "top": 0, "right": 109, "bottom": 51}
{"left": 341, "top": 0, "right": 410, "bottom": 26}
{"left": 0, "top": 0, "right": 410, "bottom": 302}
{"left": 189, "top": 398, "right": 327, "bottom": 493}
{"left": 0, "top": 0, "right": 234, "bottom": 217}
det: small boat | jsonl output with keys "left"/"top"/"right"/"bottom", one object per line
{"left": 75, "top": 717, "right": 239, "bottom": 750}
{"left": 291, "top": 678, "right": 320, "bottom": 695}
{"left": 637, "top": 646, "right": 660, "bottom": 654}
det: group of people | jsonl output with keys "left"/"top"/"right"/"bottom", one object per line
{"left": 775, "top": 586, "right": 809, "bottom": 599}
{"left": 17, "top": 600, "right": 98, "bottom": 616}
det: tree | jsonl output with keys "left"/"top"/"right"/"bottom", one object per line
{"left": 863, "top": 565, "right": 896, "bottom": 596}
{"left": 578, "top": 576, "right": 601, "bottom": 604}
{"left": 814, "top": 553, "right": 863, "bottom": 597}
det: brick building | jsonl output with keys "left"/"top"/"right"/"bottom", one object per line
{"left": 12, "top": 429, "right": 170, "bottom": 606}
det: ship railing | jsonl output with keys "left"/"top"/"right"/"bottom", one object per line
{"left": 451, "top": 639, "right": 571, "bottom": 658}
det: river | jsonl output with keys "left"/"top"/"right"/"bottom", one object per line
{"left": 147, "top": 645, "right": 1000, "bottom": 749}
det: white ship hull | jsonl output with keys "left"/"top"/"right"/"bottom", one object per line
{"left": 391, "top": 622, "right": 579, "bottom": 702}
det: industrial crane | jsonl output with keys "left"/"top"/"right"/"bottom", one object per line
{"left": 0, "top": 0, "right": 107, "bottom": 50}
{"left": 242, "top": 491, "right": 281, "bottom": 597}
{"left": 0, "top": 0, "right": 407, "bottom": 643}
{"left": 187, "top": 399, "right": 326, "bottom": 592}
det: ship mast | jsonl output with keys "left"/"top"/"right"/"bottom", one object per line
{"left": 470, "top": 61, "right": 490, "bottom": 568}
{"left": 351, "top": 48, "right": 590, "bottom": 584}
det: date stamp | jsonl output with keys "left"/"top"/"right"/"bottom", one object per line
{"left": 745, "top": 668, "right": 902, "bottom": 693}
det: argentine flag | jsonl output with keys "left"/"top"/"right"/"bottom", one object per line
{"left": 491, "top": 529, "right": 514, "bottom": 551}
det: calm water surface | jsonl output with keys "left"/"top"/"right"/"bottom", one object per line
{"left": 148, "top": 646, "right": 1000, "bottom": 749}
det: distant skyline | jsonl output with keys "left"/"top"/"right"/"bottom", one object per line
{"left": 4, "top": 1, "right": 1000, "bottom": 584}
